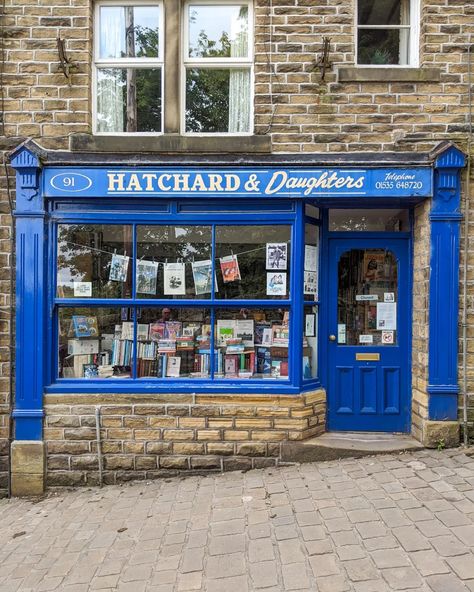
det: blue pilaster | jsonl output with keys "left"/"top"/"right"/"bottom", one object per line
{"left": 10, "top": 143, "right": 46, "bottom": 440}
{"left": 428, "top": 145, "right": 466, "bottom": 420}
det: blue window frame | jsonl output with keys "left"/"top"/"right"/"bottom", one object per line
{"left": 46, "top": 199, "right": 321, "bottom": 394}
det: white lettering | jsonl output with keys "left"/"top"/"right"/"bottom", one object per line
{"left": 108, "top": 173, "right": 125, "bottom": 192}
{"left": 265, "top": 171, "right": 287, "bottom": 195}
{"left": 141, "top": 173, "right": 157, "bottom": 191}
{"left": 225, "top": 174, "right": 240, "bottom": 191}
{"left": 126, "top": 174, "right": 143, "bottom": 192}
{"left": 157, "top": 174, "right": 172, "bottom": 191}
{"left": 207, "top": 174, "right": 223, "bottom": 192}
{"left": 173, "top": 174, "right": 190, "bottom": 191}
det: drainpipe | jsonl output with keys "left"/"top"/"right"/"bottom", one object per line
{"left": 462, "top": 39, "right": 473, "bottom": 447}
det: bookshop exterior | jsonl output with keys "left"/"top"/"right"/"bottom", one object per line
{"left": 9, "top": 140, "right": 466, "bottom": 493}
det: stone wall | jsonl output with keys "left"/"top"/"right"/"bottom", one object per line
{"left": 1, "top": 0, "right": 474, "bottom": 493}
{"left": 43, "top": 390, "right": 326, "bottom": 486}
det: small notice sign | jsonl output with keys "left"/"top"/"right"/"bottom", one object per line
{"left": 356, "top": 294, "right": 378, "bottom": 301}
{"left": 359, "top": 334, "right": 373, "bottom": 344}
{"left": 382, "top": 330, "right": 394, "bottom": 344}
{"left": 73, "top": 282, "right": 92, "bottom": 297}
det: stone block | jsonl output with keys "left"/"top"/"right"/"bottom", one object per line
{"left": 11, "top": 440, "right": 45, "bottom": 475}
{"left": 422, "top": 420, "right": 460, "bottom": 448}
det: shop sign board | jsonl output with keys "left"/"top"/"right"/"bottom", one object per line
{"left": 43, "top": 167, "right": 432, "bottom": 199}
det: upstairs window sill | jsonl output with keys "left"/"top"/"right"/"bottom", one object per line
{"left": 70, "top": 134, "right": 271, "bottom": 154}
{"left": 337, "top": 67, "right": 441, "bottom": 83}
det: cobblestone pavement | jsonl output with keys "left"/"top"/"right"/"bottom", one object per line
{"left": 0, "top": 449, "right": 474, "bottom": 592}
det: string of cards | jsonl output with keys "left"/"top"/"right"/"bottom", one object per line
{"left": 72, "top": 241, "right": 321, "bottom": 298}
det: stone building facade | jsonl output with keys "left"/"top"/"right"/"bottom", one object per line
{"left": 1, "top": 0, "right": 473, "bottom": 495}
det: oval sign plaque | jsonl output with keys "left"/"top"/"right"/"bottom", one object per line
{"left": 50, "top": 172, "right": 93, "bottom": 193}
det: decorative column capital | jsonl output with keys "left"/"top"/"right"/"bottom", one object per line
{"left": 9, "top": 140, "right": 45, "bottom": 214}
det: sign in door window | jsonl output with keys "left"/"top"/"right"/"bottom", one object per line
{"left": 337, "top": 249, "right": 398, "bottom": 346}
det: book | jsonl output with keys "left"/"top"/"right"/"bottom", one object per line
{"left": 72, "top": 316, "right": 99, "bottom": 338}
{"left": 137, "top": 323, "right": 149, "bottom": 341}
{"left": 165, "top": 321, "right": 182, "bottom": 340}
{"left": 67, "top": 339, "right": 99, "bottom": 355}
{"left": 166, "top": 356, "right": 181, "bottom": 377}
{"left": 272, "top": 325, "right": 289, "bottom": 345}
{"left": 121, "top": 322, "right": 134, "bottom": 340}
{"left": 255, "top": 322, "right": 271, "bottom": 345}
{"left": 216, "top": 320, "right": 235, "bottom": 346}
{"left": 158, "top": 339, "right": 176, "bottom": 353}
{"left": 149, "top": 322, "right": 166, "bottom": 342}
{"left": 235, "top": 320, "right": 254, "bottom": 347}
{"left": 224, "top": 354, "right": 239, "bottom": 376}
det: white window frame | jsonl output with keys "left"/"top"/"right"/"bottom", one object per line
{"left": 181, "top": 0, "right": 254, "bottom": 136}
{"left": 355, "top": 0, "right": 420, "bottom": 67}
{"left": 93, "top": 0, "right": 165, "bottom": 135}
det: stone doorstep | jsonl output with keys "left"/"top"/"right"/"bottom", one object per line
{"left": 281, "top": 432, "right": 424, "bottom": 463}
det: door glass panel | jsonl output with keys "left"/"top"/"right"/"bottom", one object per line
{"left": 337, "top": 249, "right": 398, "bottom": 346}
{"left": 329, "top": 209, "right": 409, "bottom": 231}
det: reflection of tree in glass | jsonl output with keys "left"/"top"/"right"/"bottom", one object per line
{"left": 57, "top": 226, "right": 131, "bottom": 299}
{"left": 358, "top": 30, "right": 399, "bottom": 64}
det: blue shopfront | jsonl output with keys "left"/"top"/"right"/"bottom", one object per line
{"left": 10, "top": 140, "right": 466, "bottom": 449}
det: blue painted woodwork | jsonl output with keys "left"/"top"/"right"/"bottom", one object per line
{"left": 10, "top": 143, "right": 46, "bottom": 440}
{"left": 326, "top": 237, "right": 411, "bottom": 432}
{"left": 43, "top": 167, "right": 433, "bottom": 199}
{"left": 428, "top": 145, "right": 466, "bottom": 420}
{"left": 10, "top": 139, "right": 467, "bottom": 435}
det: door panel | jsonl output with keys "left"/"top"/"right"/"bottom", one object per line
{"left": 327, "top": 238, "right": 410, "bottom": 433}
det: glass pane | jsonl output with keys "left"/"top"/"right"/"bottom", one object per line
{"left": 136, "top": 308, "right": 211, "bottom": 378}
{"left": 357, "top": 29, "right": 409, "bottom": 65}
{"left": 57, "top": 224, "right": 132, "bottom": 298}
{"left": 215, "top": 308, "right": 290, "bottom": 379}
{"left": 329, "top": 209, "right": 410, "bottom": 232}
{"left": 97, "top": 68, "right": 162, "bottom": 133}
{"left": 136, "top": 226, "right": 212, "bottom": 299}
{"left": 188, "top": 5, "right": 249, "bottom": 58}
{"left": 215, "top": 225, "right": 291, "bottom": 299}
{"left": 185, "top": 68, "right": 251, "bottom": 133}
{"left": 337, "top": 250, "right": 398, "bottom": 346}
{"left": 304, "top": 305, "right": 318, "bottom": 379}
{"left": 305, "top": 204, "right": 319, "bottom": 219}
{"left": 99, "top": 6, "right": 160, "bottom": 59}
{"left": 358, "top": 0, "right": 409, "bottom": 25}
{"left": 59, "top": 308, "right": 132, "bottom": 379}
{"left": 304, "top": 223, "right": 319, "bottom": 302}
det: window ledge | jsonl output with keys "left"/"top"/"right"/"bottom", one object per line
{"left": 70, "top": 133, "right": 272, "bottom": 154}
{"left": 337, "top": 67, "right": 441, "bottom": 83}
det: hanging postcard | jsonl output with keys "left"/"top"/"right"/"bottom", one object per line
{"left": 266, "top": 243, "right": 287, "bottom": 270}
{"left": 220, "top": 255, "right": 241, "bottom": 283}
{"left": 164, "top": 262, "right": 186, "bottom": 295}
{"left": 304, "top": 271, "right": 318, "bottom": 296}
{"left": 266, "top": 272, "right": 287, "bottom": 296}
{"left": 192, "top": 260, "right": 218, "bottom": 295}
{"left": 136, "top": 260, "right": 159, "bottom": 295}
{"left": 109, "top": 253, "right": 129, "bottom": 282}
{"left": 304, "top": 245, "right": 318, "bottom": 272}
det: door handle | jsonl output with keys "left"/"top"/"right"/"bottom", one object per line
{"left": 329, "top": 334, "right": 336, "bottom": 341}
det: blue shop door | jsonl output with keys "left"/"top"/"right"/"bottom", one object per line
{"left": 327, "top": 238, "right": 410, "bottom": 432}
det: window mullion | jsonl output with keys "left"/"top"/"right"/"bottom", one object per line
{"left": 164, "top": 0, "right": 180, "bottom": 133}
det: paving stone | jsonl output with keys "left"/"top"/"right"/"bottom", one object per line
{"left": 249, "top": 539, "right": 275, "bottom": 563}
{"left": 206, "top": 575, "right": 249, "bottom": 592}
{"left": 304, "top": 540, "right": 333, "bottom": 556}
{"left": 382, "top": 566, "right": 424, "bottom": 589}
{"left": 452, "top": 525, "right": 474, "bottom": 547}
{"left": 274, "top": 525, "right": 298, "bottom": 540}
{"left": 437, "top": 510, "right": 472, "bottom": 527}
{"left": 278, "top": 539, "right": 306, "bottom": 564}
{"left": 356, "top": 521, "right": 388, "bottom": 539}
{"left": 210, "top": 520, "right": 245, "bottom": 537}
{"left": 336, "top": 545, "right": 367, "bottom": 561}
{"left": 248, "top": 523, "right": 271, "bottom": 539}
{"left": 410, "top": 550, "right": 450, "bottom": 576}
{"left": 281, "top": 563, "right": 310, "bottom": 590}
{"left": 363, "top": 535, "right": 399, "bottom": 550}
{"left": 317, "top": 574, "right": 351, "bottom": 592}
{"left": 177, "top": 572, "right": 202, "bottom": 591}
{"left": 343, "top": 558, "right": 378, "bottom": 582}
{"left": 431, "top": 536, "right": 469, "bottom": 557}
{"left": 309, "top": 554, "right": 340, "bottom": 577}
{"left": 180, "top": 547, "right": 205, "bottom": 573}
{"left": 249, "top": 561, "right": 278, "bottom": 588}
{"left": 426, "top": 574, "right": 470, "bottom": 592}
{"left": 206, "top": 553, "right": 246, "bottom": 579}
{"left": 208, "top": 534, "right": 245, "bottom": 556}
{"left": 392, "top": 526, "right": 431, "bottom": 551}
{"left": 370, "top": 549, "right": 411, "bottom": 568}
{"left": 447, "top": 555, "right": 474, "bottom": 580}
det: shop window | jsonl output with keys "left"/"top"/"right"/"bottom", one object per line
{"left": 54, "top": 222, "right": 298, "bottom": 383}
{"left": 356, "top": 0, "right": 419, "bottom": 66}
{"left": 184, "top": 2, "right": 252, "bottom": 133}
{"left": 303, "top": 221, "right": 319, "bottom": 380}
{"left": 94, "top": 3, "right": 163, "bottom": 133}
{"left": 94, "top": 1, "right": 253, "bottom": 135}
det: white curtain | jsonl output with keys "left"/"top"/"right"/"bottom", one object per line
{"left": 97, "top": 8, "right": 125, "bottom": 132}
{"left": 97, "top": 69, "right": 124, "bottom": 132}
{"left": 399, "top": 0, "right": 410, "bottom": 65}
{"left": 228, "top": 8, "right": 250, "bottom": 133}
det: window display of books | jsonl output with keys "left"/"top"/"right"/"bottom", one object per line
{"left": 60, "top": 313, "right": 291, "bottom": 380}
